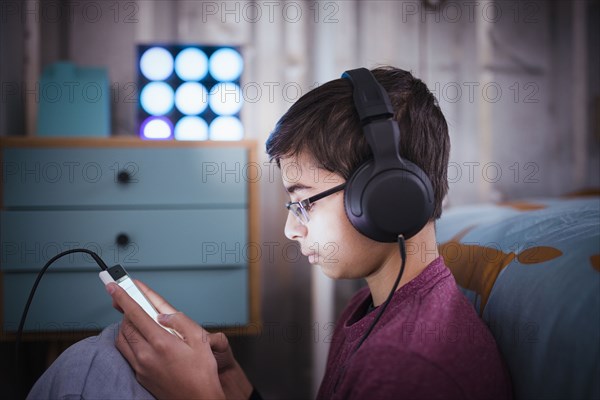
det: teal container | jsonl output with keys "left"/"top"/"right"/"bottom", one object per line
{"left": 36, "top": 62, "right": 110, "bottom": 136}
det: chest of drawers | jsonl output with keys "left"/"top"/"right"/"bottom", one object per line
{"left": 0, "top": 138, "right": 260, "bottom": 336}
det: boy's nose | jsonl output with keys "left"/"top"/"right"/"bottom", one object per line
{"left": 284, "top": 212, "right": 307, "bottom": 241}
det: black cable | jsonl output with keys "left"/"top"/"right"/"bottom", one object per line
{"left": 15, "top": 249, "right": 108, "bottom": 396}
{"left": 352, "top": 234, "right": 407, "bottom": 354}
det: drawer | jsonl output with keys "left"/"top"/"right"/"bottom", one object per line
{"left": 2, "top": 268, "right": 249, "bottom": 332}
{"left": 1, "top": 209, "right": 247, "bottom": 271}
{"left": 2, "top": 147, "right": 248, "bottom": 207}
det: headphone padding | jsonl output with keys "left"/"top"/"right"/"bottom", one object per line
{"left": 344, "top": 159, "right": 434, "bottom": 242}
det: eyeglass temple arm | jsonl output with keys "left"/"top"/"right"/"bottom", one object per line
{"left": 305, "top": 183, "right": 346, "bottom": 205}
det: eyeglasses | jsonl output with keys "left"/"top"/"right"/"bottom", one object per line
{"left": 285, "top": 183, "right": 346, "bottom": 225}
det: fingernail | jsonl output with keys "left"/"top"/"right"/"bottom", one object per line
{"left": 157, "top": 313, "right": 172, "bottom": 323}
{"left": 106, "top": 283, "right": 116, "bottom": 295}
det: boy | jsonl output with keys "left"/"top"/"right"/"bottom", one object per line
{"left": 28, "top": 66, "right": 512, "bottom": 399}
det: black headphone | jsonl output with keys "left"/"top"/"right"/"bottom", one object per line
{"left": 341, "top": 68, "right": 434, "bottom": 242}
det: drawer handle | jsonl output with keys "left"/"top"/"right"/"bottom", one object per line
{"left": 116, "top": 233, "right": 130, "bottom": 247}
{"left": 117, "top": 170, "right": 131, "bottom": 184}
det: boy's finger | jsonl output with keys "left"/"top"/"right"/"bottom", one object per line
{"left": 157, "top": 312, "right": 210, "bottom": 347}
{"left": 208, "top": 332, "right": 230, "bottom": 354}
{"left": 134, "top": 280, "right": 178, "bottom": 314}
{"left": 106, "top": 283, "right": 165, "bottom": 344}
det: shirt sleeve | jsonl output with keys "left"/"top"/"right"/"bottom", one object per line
{"left": 335, "top": 346, "right": 465, "bottom": 400}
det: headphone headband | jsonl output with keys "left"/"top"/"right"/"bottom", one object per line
{"left": 342, "top": 68, "right": 394, "bottom": 124}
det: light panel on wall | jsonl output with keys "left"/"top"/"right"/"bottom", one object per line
{"left": 140, "top": 47, "right": 174, "bottom": 81}
{"left": 141, "top": 116, "right": 173, "bottom": 140}
{"left": 209, "top": 83, "right": 243, "bottom": 116}
{"left": 175, "top": 48, "right": 208, "bottom": 81}
{"left": 137, "top": 45, "right": 244, "bottom": 140}
{"left": 140, "top": 82, "right": 175, "bottom": 116}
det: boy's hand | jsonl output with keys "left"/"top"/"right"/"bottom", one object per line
{"left": 208, "top": 330, "right": 254, "bottom": 400}
{"left": 107, "top": 281, "right": 253, "bottom": 400}
{"left": 107, "top": 281, "right": 224, "bottom": 399}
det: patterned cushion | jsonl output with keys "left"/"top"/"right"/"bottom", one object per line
{"left": 437, "top": 197, "right": 600, "bottom": 400}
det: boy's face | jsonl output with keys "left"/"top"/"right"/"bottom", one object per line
{"left": 281, "top": 152, "right": 395, "bottom": 279}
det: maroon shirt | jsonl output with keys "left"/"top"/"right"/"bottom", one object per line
{"left": 317, "top": 257, "right": 513, "bottom": 400}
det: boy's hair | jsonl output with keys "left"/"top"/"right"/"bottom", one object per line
{"left": 266, "top": 66, "right": 450, "bottom": 220}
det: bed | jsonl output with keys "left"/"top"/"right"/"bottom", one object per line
{"left": 436, "top": 194, "right": 600, "bottom": 399}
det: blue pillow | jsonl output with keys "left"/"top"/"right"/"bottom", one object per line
{"left": 437, "top": 197, "right": 600, "bottom": 400}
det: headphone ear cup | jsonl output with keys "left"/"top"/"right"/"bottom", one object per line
{"left": 344, "top": 159, "right": 434, "bottom": 242}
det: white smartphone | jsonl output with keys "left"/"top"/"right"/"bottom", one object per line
{"left": 100, "top": 264, "right": 179, "bottom": 337}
